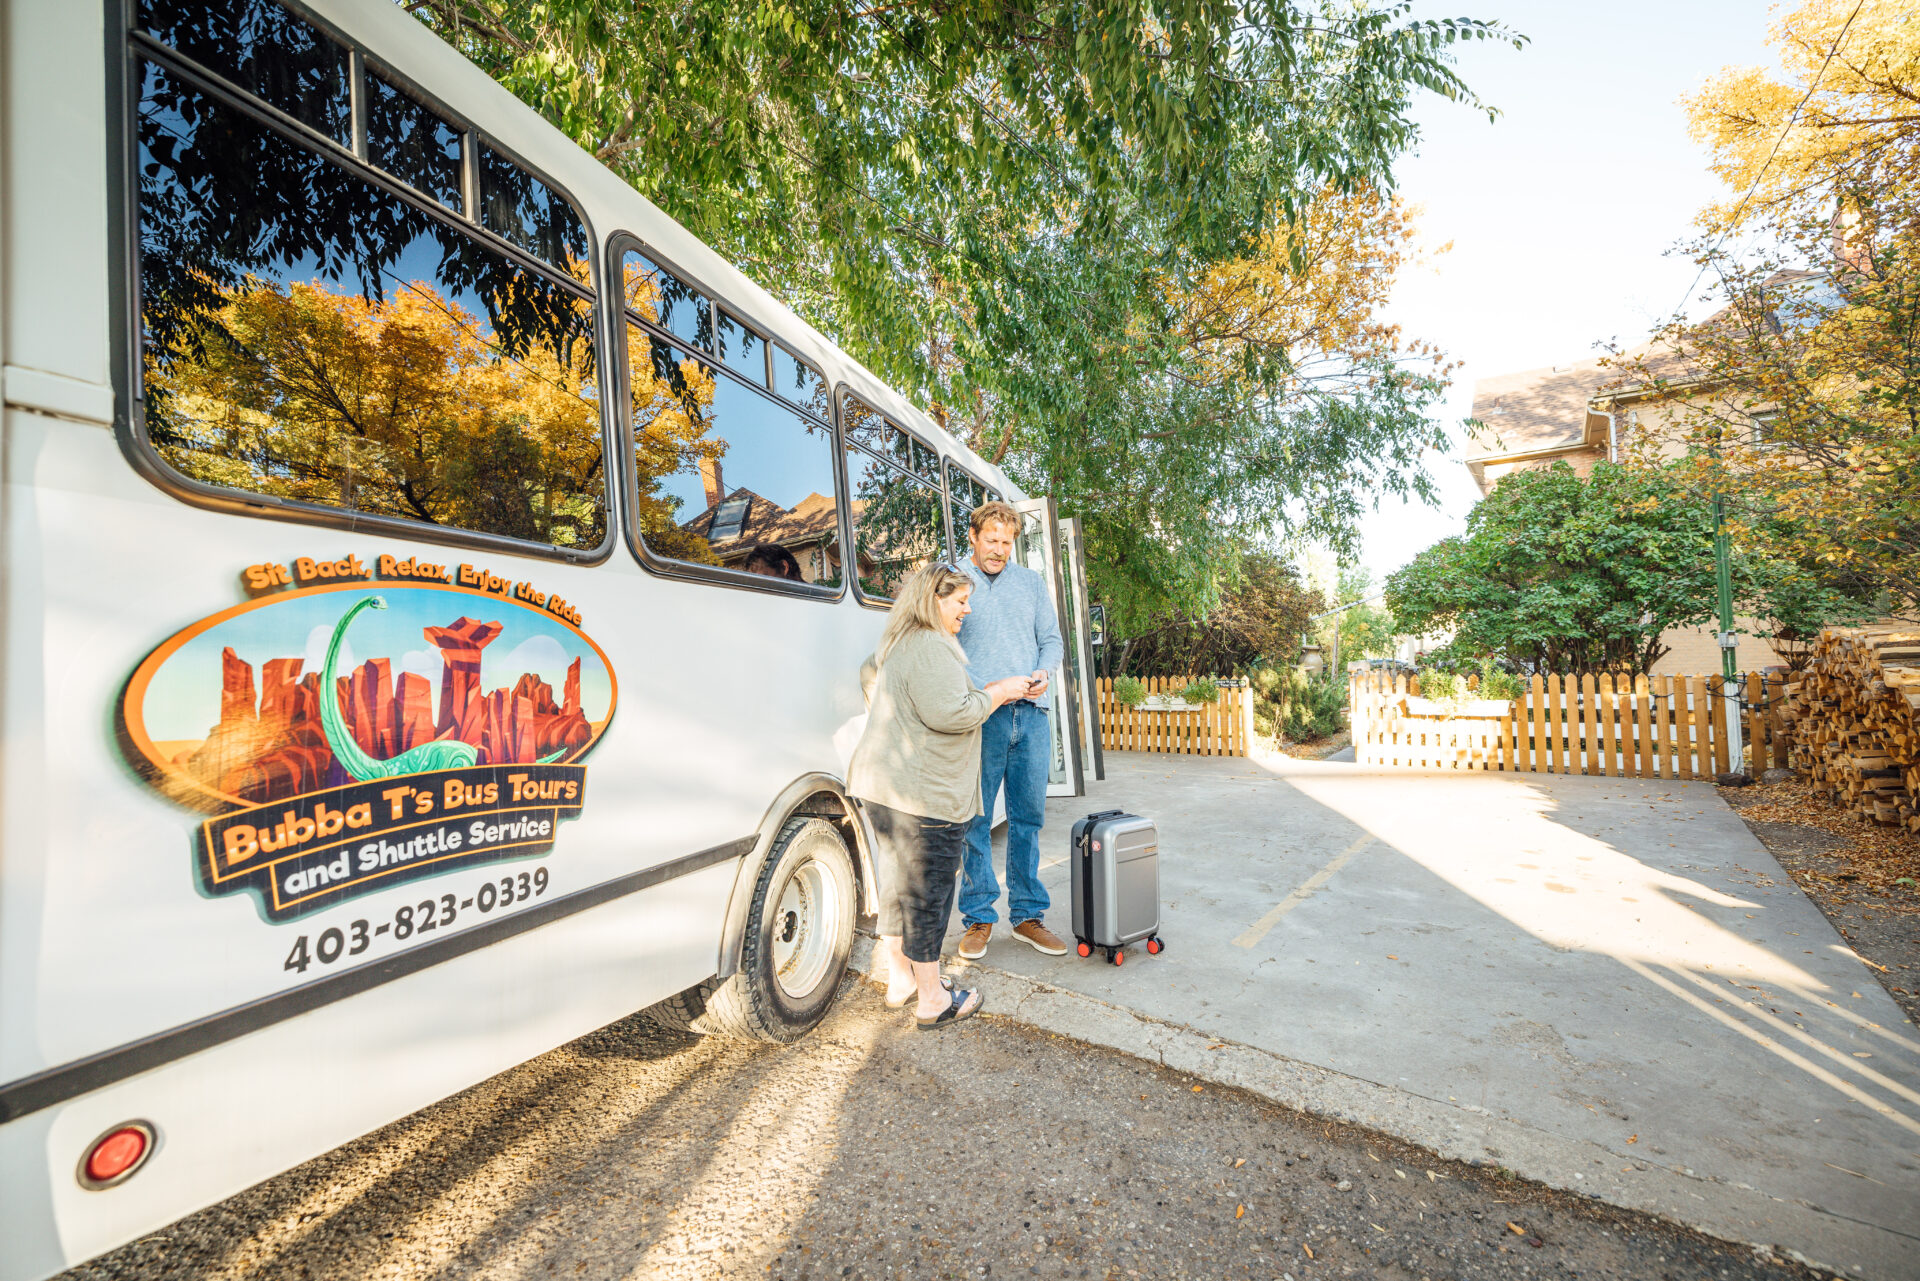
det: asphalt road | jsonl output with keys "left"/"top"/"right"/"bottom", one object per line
{"left": 60, "top": 979, "right": 1823, "bottom": 1281}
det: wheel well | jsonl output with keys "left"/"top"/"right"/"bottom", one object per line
{"left": 713, "top": 777, "right": 877, "bottom": 980}
{"left": 788, "top": 788, "right": 876, "bottom": 919}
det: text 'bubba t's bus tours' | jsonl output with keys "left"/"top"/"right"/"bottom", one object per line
{"left": 0, "top": 0, "right": 1103, "bottom": 1275}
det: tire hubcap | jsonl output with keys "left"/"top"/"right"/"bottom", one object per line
{"left": 771, "top": 854, "right": 846, "bottom": 999}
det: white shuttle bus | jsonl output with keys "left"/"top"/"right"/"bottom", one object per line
{"left": 0, "top": 2, "right": 1102, "bottom": 1276}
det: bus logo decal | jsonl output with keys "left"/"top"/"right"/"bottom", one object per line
{"left": 118, "top": 553, "right": 617, "bottom": 923}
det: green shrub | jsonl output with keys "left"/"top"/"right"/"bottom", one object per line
{"left": 1177, "top": 679, "right": 1221, "bottom": 705}
{"left": 1415, "top": 668, "right": 1473, "bottom": 716}
{"left": 1112, "top": 675, "right": 1148, "bottom": 708}
{"left": 1250, "top": 666, "right": 1345, "bottom": 743}
{"left": 1477, "top": 658, "right": 1526, "bottom": 702}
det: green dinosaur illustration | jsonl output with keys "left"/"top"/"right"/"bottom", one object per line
{"left": 320, "top": 596, "right": 567, "bottom": 779}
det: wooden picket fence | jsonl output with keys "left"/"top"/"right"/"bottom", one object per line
{"left": 1351, "top": 671, "right": 1794, "bottom": 777}
{"left": 1096, "top": 676, "right": 1254, "bottom": 756}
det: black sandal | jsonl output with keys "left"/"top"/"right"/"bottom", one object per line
{"left": 886, "top": 975, "right": 952, "bottom": 1010}
{"left": 916, "top": 987, "right": 983, "bottom": 1031}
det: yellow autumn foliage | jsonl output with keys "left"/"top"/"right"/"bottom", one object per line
{"left": 1175, "top": 187, "right": 1446, "bottom": 396}
{"left": 1685, "top": 0, "right": 1920, "bottom": 231}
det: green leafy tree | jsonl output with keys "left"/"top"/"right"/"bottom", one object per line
{"left": 1738, "top": 550, "right": 1878, "bottom": 671}
{"left": 1306, "top": 562, "right": 1398, "bottom": 668}
{"left": 1385, "top": 462, "right": 1725, "bottom": 677}
{"left": 405, "top": 0, "right": 1517, "bottom": 623}
{"left": 1107, "top": 550, "right": 1321, "bottom": 677}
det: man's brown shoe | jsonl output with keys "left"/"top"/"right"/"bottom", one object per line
{"left": 1012, "top": 919, "right": 1069, "bottom": 956}
{"left": 958, "top": 923, "right": 992, "bottom": 960}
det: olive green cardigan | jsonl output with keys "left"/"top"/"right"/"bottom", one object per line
{"left": 848, "top": 629, "right": 995, "bottom": 823}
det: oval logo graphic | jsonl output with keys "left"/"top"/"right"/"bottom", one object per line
{"left": 120, "top": 567, "right": 616, "bottom": 923}
{"left": 125, "top": 581, "right": 616, "bottom": 812}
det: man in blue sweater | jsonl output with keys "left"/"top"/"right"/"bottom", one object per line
{"left": 955, "top": 501, "right": 1069, "bottom": 958}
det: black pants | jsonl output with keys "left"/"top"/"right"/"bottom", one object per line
{"left": 867, "top": 801, "right": 968, "bottom": 964}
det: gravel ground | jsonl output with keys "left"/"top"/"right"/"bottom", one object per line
{"left": 1718, "top": 784, "right": 1920, "bottom": 1028}
{"left": 61, "top": 980, "right": 1824, "bottom": 1281}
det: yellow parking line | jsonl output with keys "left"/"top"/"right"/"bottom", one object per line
{"left": 1233, "top": 834, "right": 1375, "bottom": 949}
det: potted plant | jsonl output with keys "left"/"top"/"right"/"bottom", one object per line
{"left": 1404, "top": 661, "right": 1523, "bottom": 719}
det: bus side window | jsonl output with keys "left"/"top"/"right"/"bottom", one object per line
{"left": 627, "top": 324, "right": 839, "bottom": 587}
{"left": 716, "top": 310, "right": 768, "bottom": 387}
{"left": 772, "top": 346, "right": 830, "bottom": 423}
{"left": 479, "top": 145, "right": 590, "bottom": 278}
{"left": 946, "top": 459, "right": 989, "bottom": 554}
{"left": 132, "top": 55, "right": 607, "bottom": 551}
{"left": 622, "top": 251, "right": 711, "bottom": 353}
{"left": 137, "top": 0, "right": 352, "bottom": 145}
{"left": 843, "top": 396, "right": 949, "bottom": 602}
{"left": 365, "top": 67, "right": 464, "bottom": 214}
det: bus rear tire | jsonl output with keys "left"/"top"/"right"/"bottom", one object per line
{"left": 696, "top": 818, "right": 855, "bottom": 1043}
{"left": 638, "top": 977, "right": 717, "bottom": 1034}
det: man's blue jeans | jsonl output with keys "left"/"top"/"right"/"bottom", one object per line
{"left": 961, "top": 701, "right": 1051, "bottom": 928}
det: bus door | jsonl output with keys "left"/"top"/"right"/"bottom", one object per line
{"left": 1009, "top": 497, "right": 1088, "bottom": 797}
{"left": 1061, "top": 515, "right": 1104, "bottom": 782}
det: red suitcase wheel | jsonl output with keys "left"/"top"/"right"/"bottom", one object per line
{"left": 1146, "top": 938, "right": 1162, "bottom": 955}
{"left": 1112, "top": 948, "right": 1124, "bottom": 966}
{"left": 1077, "top": 941, "right": 1091, "bottom": 958}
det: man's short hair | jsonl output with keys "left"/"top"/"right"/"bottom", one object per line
{"left": 970, "top": 500, "right": 1021, "bottom": 538}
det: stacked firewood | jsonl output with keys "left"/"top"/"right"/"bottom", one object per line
{"left": 1775, "top": 627, "right": 1920, "bottom": 832}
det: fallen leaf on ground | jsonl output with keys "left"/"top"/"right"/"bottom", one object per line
{"left": 1507, "top": 1222, "right": 1526, "bottom": 1236}
{"left": 1233, "top": 1158, "right": 1246, "bottom": 1168}
{"left": 1303, "top": 1245, "right": 1314, "bottom": 1259}
{"left": 1236, "top": 1205, "right": 1245, "bottom": 1219}
{"left": 1627, "top": 1134, "right": 1638, "bottom": 1144}
{"left": 1387, "top": 954, "right": 1399, "bottom": 960}
{"left": 1191, "top": 1085, "right": 1203, "bottom": 1093}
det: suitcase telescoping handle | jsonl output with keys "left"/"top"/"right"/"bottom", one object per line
{"left": 1076, "top": 811, "right": 1127, "bottom": 951}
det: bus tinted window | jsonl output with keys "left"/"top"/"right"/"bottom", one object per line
{"left": 623, "top": 251, "right": 711, "bottom": 351}
{"left": 947, "top": 459, "right": 989, "bottom": 540}
{"left": 716, "top": 310, "right": 767, "bottom": 385}
{"left": 135, "top": 58, "right": 607, "bottom": 550}
{"left": 629, "top": 327, "right": 840, "bottom": 583}
{"left": 910, "top": 437, "right": 940, "bottom": 483}
{"left": 772, "top": 345, "right": 829, "bottom": 421}
{"left": 366, "top": 68, "right": 463, "bottom": 213}
{"left": 844, "top": 396, "right": 949, "bottom": 599}
{"left": 479, "top": 144, "right": 590, "bottom": 276}
{"left": 139, "top": 0, "right": 352, "bottom": 144}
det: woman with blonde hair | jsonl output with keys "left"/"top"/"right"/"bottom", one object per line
{"left": 849, "top": 563, "right": 1033, "bottom": 1028}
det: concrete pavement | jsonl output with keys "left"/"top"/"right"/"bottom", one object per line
{"left": 865, "top": 752, "right": 1920, "bottom": 1279}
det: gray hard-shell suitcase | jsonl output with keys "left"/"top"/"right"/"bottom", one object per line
{"left": 1069, "top": 809, "right": 1163, "bottom": 965}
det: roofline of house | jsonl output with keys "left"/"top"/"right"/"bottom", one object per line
{"left": 1461, "top": 436, "right": 1605, "bottom": 466}
{"left": 1587, "top": 372, "right": 1724, "bottom": 408}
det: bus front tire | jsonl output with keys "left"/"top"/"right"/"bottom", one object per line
{"left": 697, "top": 817, "right": 855, "bottom": 1043}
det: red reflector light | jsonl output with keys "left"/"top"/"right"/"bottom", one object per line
{"left": 79, "top": 1123, "right": 153, "bottom": 1189}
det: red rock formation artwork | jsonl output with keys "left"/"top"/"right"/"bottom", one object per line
{"left": 422, "top": 618, "right": 505, "bottom": 735}
{"left": 219, "top": 648, "right": 256, "bottom": 726}
{"left": 181, "top": 614, "right": 595, "bottom": 803}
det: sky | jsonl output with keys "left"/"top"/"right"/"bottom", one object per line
{"left": 1354, "top": 0, "right": 1776, "bottom": 584}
